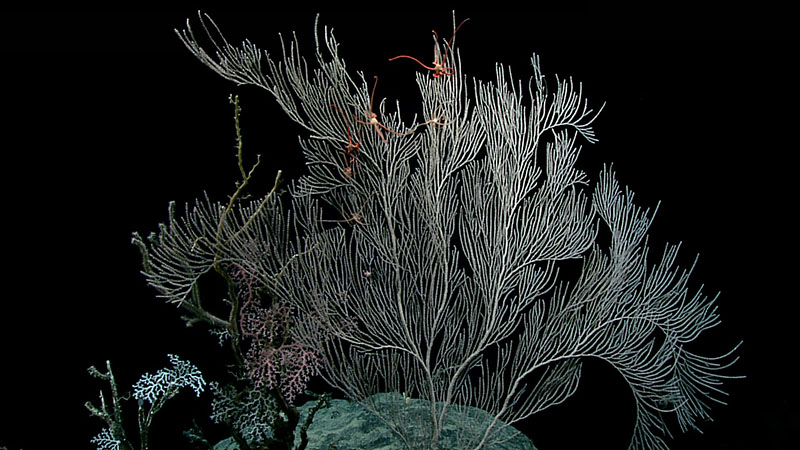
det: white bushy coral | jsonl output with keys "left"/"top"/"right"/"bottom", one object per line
{"left": 132, "top": 354, "right": 206, "bottom": 403}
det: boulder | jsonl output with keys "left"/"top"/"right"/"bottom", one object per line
{"left": 214, "top": 392, "right": 536, "bottom": 450}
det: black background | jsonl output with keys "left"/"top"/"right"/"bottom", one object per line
{"left": 1, "top": 8, "right": 797, "bottom": 450}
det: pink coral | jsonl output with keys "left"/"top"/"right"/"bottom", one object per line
{"left": 246, "top": 341, "right": 320, "bottom": 404}
{"left": 238, "top": 290, "right": 320, "bottom": 404}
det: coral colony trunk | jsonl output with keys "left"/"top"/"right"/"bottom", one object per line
{"left": 105, "top": 12, "right": 741, "bottom": 450}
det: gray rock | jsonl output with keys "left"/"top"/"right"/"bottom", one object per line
{"left": 214, "top": 392, "right": 536, "bottom": 450}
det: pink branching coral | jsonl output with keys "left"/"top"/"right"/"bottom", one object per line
{"left": 232, "top": 262, "right": 320, "bottom": 405}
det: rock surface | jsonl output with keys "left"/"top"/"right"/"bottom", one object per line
{"left": 214, "top": 392, "right": 536, "bottom": 450}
